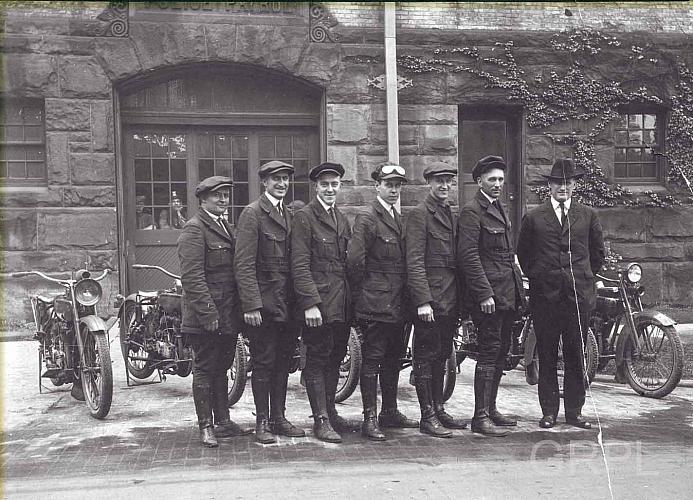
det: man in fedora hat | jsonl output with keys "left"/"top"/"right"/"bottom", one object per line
{"left": 458, "top": 155, "right": 525, "bottom": 436}
{"left": 234, "top": 161, "right": 306, "bottom": 444}
{"left": 178, "top": 176, "right": 253, "bottom": 448}
{"left": 517, "top": 159, "right": 605, "bottom": 430}
{"left": 347, "top": 163, "right": 419, "bottom": 441}
{"left": 405, "top": 162, "right": 467, "bottom": 438}
{"left": 291, "top": 162, "right": 360, "bottom": 443}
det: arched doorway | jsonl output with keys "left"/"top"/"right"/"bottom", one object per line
{"left": 117, "top": 64, "right": 323, "bottom": 292}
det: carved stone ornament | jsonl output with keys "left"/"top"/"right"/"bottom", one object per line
{"left": 96, "top": 1, "right": 129, "bottom": 37}
{"left": 309, "top": 3, "right": 339, "bottom": 43}
{"left": 367, "top": 74, "right": 414, "bottom": 91}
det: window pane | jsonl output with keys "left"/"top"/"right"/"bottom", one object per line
{"left": 215, "top": 159, "right": 232, "bottom": 178}
{"left": 276, "top": 136, "right": 292, "bottom": 157}
{"left": 168, "top": 135, "right": 187, "bottom": 158}
{"left": 294, "top": 183, "right": 309, "bottom": 204}
{"left": 153, "top": 183, "right": 169, "bottom": 205}
{"left": 8, "top": 162, "right": 25, "bottom": 178}
{"left": 613, "top": 115, "right": 627, "bottom": 128}
{"left": 626, "top": 148, "right": 642, "bottom": 162}
{"left": 134, "top": 135, "right": 150, "bottom": 157}
{"left": 293, "top": 159, "right": 309, "bottom": 182}
{"left": 644, "top": 130, "right": 657, "bottom": 145}
{"left": 5, "top": 145, "right": 25, "bottom": 161}
{"left": 233, "top": 159, "right": 248, "bottom": 182}
{"left": 170, "top": 159, "right": 186, "bottom": 181}
{"left": 215, "top": 135, "right": 232, "bottom": 158}
{"left": 134, "top": 159, "right": 151, "bottom": 181}
{"left": 0, "top": 162, "right": 7, "bottom": 178}
{"left": 152, "top": 159, "right": 170, "bottom": 181}
{"left": 233, "top": 136, "right": 248, "bottom": 157}
{"left": 26, "top": 162, "right": 44, "bottom": 178}
{"left": 614, "top": 148, "right": 626, "bottom": 162}
{"left": 233, "top": 183, "right": 249, "bottom": 207}
{"left": 642, "top": 163, "right": 657, "bottom": 178}
{"left": 614, "top": 163, "right": 627, "bottom": 178}
{"left": 136, "top": 183, "right": 152, "bottom": 204}
{"left": 614, "top": 130, "right": 628, "bottom": 145}
{"left": 643, "top": 114, "right": 657, "bottom": 129}
{"left": 6, "top": 125, "right": 24, "bottom": 141}
{"left": 25, "top": 146, "right": 44, "bottom": 161}
{"left": 259, "top": 136, "right": 275, "bottom": 158}
{"left": 627, "top": 114, "right": 641, "bottom": 129}
{"left": 628, "top": 131, "right": 643, "bottom": 144}
{"left": 150, "top": 135, "right": 168, "bottom": 157}
{"left": 198, "top": 133, "right": 213, "bottom": 158}
{"left": 293, "top": 135, "right": 309, "bottom": 157}
{"left": 24, "top": 125, "right": 44, "bottom": 142}
{"left": 627, "top": 164, "right": 642, "bottom": 178}
{"left": 198, "top": 159, "right": 214, "bottom": 179}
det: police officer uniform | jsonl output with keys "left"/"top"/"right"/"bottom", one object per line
{"left": 347, "top": 164, "right": 419, "bottom": 441}
{"left": 405, "top": 162, "right": 467, "bottom": 438}
{"left": 291, "top": 162, "right": 359, "bottom": 443}
{"left": 457, "top": 155, "right": 525, "bottom": 436}
{"left": 178, "top": 176, "right": 252, "bottom": 448}
{"left": 234, "top": 161, "right": 305, "bottom": 444}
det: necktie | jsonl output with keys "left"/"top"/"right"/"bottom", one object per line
{"left": 277, "top": 203, "right": 283, "bottom": 218}
{"left": 493, "top": 200, "right": 507, "bottom": 224}
{"left": 217, "top": 217, "right": 230, "bottom": 236}
{"left": 559, "top": 202, "right": 567, "bottom": 227}
{"left": 328, "top": 206, "right": 337, "bottom": 228}
{"left": 392, "top": 206, "right": 402, "bottom": 231}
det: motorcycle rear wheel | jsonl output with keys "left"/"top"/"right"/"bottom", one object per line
{"left": 558, "top": 327, "right": 599, "bottom": 396}
{"left": 442, "top": 340, "right": 457, "bottom": 402}
{"left": 120, "top": 301, "right": 156, "bottom": 380}
{"left": 334, "top": 326, "right": 362, "bottom": 404}
{"left": 81, "top": 328, "right": 113, "bottom": 419}
{"left": 624, "top": 319, "right": 683, "bottom": 398}
{"left": 227, "top": 335, "right": 248, "bottom": 407}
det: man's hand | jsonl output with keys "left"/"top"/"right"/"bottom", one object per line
{"left": 417, "top": 303, "right": 435, "bottom": 323}
{"left": 244, "top": 310, "right": 263, "bottom": 327}
{"left": 305, "top": 306, "right": 323, "bottom": 328}
{"left": 202, "top": 319, "right": 219, "bottom": 332}
{"left": 480, "top": 296, "right": 496, "bottom": 314}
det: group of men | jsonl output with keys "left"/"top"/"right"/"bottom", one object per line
{"left": 177, "top": 155, "right": 604, "bottom": 448}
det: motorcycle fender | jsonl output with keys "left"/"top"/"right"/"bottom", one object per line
{"left": 117, "top": 294, "right": 139, "bottom": 318}
{"left": 80, "top": 315, "right": 108, "bottom": 333}
{"left": 614, "top": 310, "right": 677, "bottom": 364}
{"left": 635, "top": 309, "right": 677, "bottom": 327}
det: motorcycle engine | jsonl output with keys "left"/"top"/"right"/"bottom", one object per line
{"left": 156, "top": 340, "right": 174, "bottom": 359}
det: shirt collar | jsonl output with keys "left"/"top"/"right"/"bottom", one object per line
{"left": 479, "top": 189, "right": 496, "bottom": 205}
{"left": 377, "top": 195, "right": 400, "bottom": 216}
{"left": 203, "top": 208, "right": 224, "bottom": 223}
{"left": 551, "top": 197, "right": 572, "bottom": 211}
{"left": 264, "top": 191, "right": 282, "bottom": 209}
{"left": 316, "top": 195, "right": 334, "bottom": 213}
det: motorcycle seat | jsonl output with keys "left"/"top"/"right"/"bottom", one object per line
{"left": 34, "top": 294, "right": 61, "bottom": 305}
{"left": 597, "top": 287, "right": 619, "bottom": 298}
{"left": 137, "top": 291, "right": 159, "bottom": 298}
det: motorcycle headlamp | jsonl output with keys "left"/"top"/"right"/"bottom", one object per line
{"left": 74, "top": 278, "right": 102, "bottom": 306}
{"left": 626, "top": 263, "right": 642, "bottom": 284}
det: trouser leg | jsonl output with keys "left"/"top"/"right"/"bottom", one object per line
{"left": 533, "top": 302, "right": 562, "bottom": 418}
{"left": 431, "top": 317, "right": 466, "bottom": 429}
{"left": 325, "top": 322, "right": 360, "bottom": 432}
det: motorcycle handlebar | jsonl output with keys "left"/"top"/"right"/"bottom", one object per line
{"left": 596, "top": 273, "right": 619, "bottom": 283}
{"left": 132, "top": 264, "right": 181, "bottom": 280}
{"left": 11, "top": 270, "right": 67, "bottom": 284}
{"left": 92, "top": 269, "right": 111, "bottom": 281}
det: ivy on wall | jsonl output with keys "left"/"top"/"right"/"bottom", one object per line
{"left": 398, "top": 28, "right": 693, "bottom": 207}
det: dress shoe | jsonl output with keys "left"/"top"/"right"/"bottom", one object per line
{"left": 378, "top": 409, "right": 419, "bottom": 429}
{"left": 215, "top": 419, "right": 253, "bottom": 438}
{"left": 362, "top": 415, "right": 386, "bottom": 442}
{"left": 200, "top": 426, "right": 219, "bottom": 448}
{"left": 420, "top": 412, "right": 453, "bottom": 438}
{"left": 314, "top": 416, "right": 342, "bottom": 443}
{"left": 255, "top": 418, "right": 277, "bottom": 444}
{"left": 566, "top": 415, "right": 592, "bottom": 429}
{"left": 539, "top": 415, "right": 556, "bottom": 429}
{"left": 70, "top": 381, "right": 85, "bottom": 401}
{"left": 269, "top": 416, "right": 306, "bottom": 438}
{"left": 471, "top": 416, "right": 509, "bottom": 437}
{"left": 436, "top": 408, "right": 468, "bottom": 430}
{"left": 489, "top": 409, "right": 517, "bottom": 427}
{"left": 329, "top": 413, "right": 361, "bottom": 433}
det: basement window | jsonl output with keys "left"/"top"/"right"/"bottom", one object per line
{"left": 0, "top": 99, "right": 46, "bottom": 186}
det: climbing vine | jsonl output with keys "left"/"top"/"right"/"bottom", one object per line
{"left": 397, "top": 28, "right": 693, "bottom": 207}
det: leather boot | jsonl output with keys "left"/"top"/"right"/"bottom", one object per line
{"left": 360, "top": 374, "right": 386, "bottom": 441}
{"left": 213, "top": 376, "right": 252, "bottom": 437}
{"left": 414, "top": 364, "right": 451, "bottom": 438}
{"left": 252, "top": 377, "right": 276, "bottom": 444}
{"left": 269, "top": 370, "right": 305, "bottom": 438}
{"left": 193, "top": 380, "right": 218, "bottom": 447}
{"left": 305, "top": 376, "right": 342, "bottom": 443}
{"left": 471, "top": 365, "right": 509, "bottom": 437}
{"left": 432, "top": 362, "right": 467, "bottom": 429}
{"left": 255, "top": 416, "right": 276, "bottom": 444}
{"left": 70, "top": 377, "right": 85, "bottom": 401}
{"left": 379, "top": 366, "right": 418, "bottom": 428}
{"left": 326, "top": 364, "right": 360, "bottom": 433}
{"left": 488, "top": 367, "right": 517, "bottom": 427}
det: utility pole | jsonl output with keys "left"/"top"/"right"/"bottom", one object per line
{"left": 384, "top": 2, "right": 399, "bottom": 164}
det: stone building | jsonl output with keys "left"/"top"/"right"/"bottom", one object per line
{"left": 2, "top": 1, "right": 693, "bottom": 327}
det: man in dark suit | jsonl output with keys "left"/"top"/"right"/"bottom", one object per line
{"left": 517, "top": 159, "right": 605, "bottom": 429}
{"left": 291, "top": 162, "right": 359, "bottom": 443}
{"left": 347, "top": 163, "right": 419, "bottom": 441}
{"left": 458, "top": 156, "right": 525, "bottom": 436}
{"left": 178, "top": 176, "right": 253, "bottom": 448}
{"left": 234, "top": 161, "right": 305, "bottom": 444}
{"left": 406, "top": 162, "right": 467, "bottom": 438}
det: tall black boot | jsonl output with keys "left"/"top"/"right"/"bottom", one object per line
{"left": 432, "top": 362, "right": 467, "bottom": 429}
{"left": 325, "top": 363, "right": 360, "bottom": 433}
{"left": 305, "top": 376, "right": 342, "bottom": 443}
{"left": 488, "top": 367, "right": 517, "bottom": 426}
{"left": 471, "top": 365, "right": 509, "bottom": 437}
{"left": 378, "top": 366, "right": 418, "bottom": 429}
{"left": 212, "top": 376, "right": 253, "bottom": 437}
{"left": 193, "top": 380, "right": 218, "bottom": 447}
{"left": 252, "top": 376, "right": 276, "bottom": 444}
{"left": 269, "top": 370, "right": 305, "bottom": 437}
{"left": 414, "top": 363, "right": 451, "bottom": 438}
{"left": 360, "top": 373, "right": 386, "bottom": 441}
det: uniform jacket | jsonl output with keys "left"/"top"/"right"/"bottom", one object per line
{"left": 516, "top": 199, "right": 605, "bottom": 310}
{"left": 177, "top": 210, "right": 242, "bottom": 335}
{"left": 405, "top": 193, "right": 459, "bottom": 317}
{"left": 234, "top": 194, "right": 293, "bottom": 322}
{"left": 457, "top": 190, "right": 525, "bottom": 312}
{"left": 347, "top": 199, "right": 409, "bottom": 323}
{"left": 291, "top": 199, "right": 352, "bottom": 324}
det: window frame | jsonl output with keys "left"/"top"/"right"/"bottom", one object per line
{"left": 612, "top": 106, "right": 666, "bottom": 185}
{"left": 0, "top": 98, "right": 47, "bottom": 187}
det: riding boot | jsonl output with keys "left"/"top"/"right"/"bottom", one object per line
{"left": 378, "top": 366, "right": 418, "bottom": 429}
{"left": 193, "top": 380, "right": 218, "bottom": 447}
{"left": 325, "top": 362, "right": 360, "bottom": 433}
{"left": 431, "top": 362, "right": 467, "bottom": 429}
{"left": 70, "top": 377, "right": 85, "bottom": 401}
{"left": 414, "top": 363, "right": 451, "bottom": 438}
{"left": 213, "top": 376, "right": 252, "bottom": 437}
{"left": 252, "top": 376, "right": 276, "bottom": 444}
{"left": 269, "top": 370, "right": 305, "bottom": 438}
{"left": 471, "top": 365, "right": 509, "bottom": 437}
{"left": 360, "top": 373, "right": 386, "bottom": 441}
{"left": 305, "top": 376, "right": 342, "bottom": 443}
{"left": 488, "top": 367, "right": 517, "bottom": 426}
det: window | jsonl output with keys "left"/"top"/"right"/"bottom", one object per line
{"left": 613, "top": 111, "right": 662, "bottom": 183}
{"left": 0, "top": 99, "right": 46, "bottom": 186}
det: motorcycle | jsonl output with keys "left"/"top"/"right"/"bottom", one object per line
{"left": 13, "top": 268, "right": 113, "bottom": 419}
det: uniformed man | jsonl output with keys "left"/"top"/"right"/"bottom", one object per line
{"left": 177, "top": 176, "right": 253, "bottom": 448}
{"left": 291, "top": 162, "right": 360, "bottom": 443}
{"left": 458, "top": 155, "right": 525, "bottom": 436}
{"left": 405, "top": 162, "right": 467, "bottom": 438}
{"left": 234, "top": 161, "right": 306, "bottom": 444}
{"left": 347, "top": 163, "right": 419, "bottom": 441}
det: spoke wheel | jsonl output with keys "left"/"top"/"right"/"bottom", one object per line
{"left": 120, "top": 301, "right": 156, "bottom": 380}
{"left": 227, "top": 335, "right": 248, "bottom": 407}
{"left": 334, "top": 326, "right": 362, "bottom": 403}
{"left": 81, "top": 328, "right": 113, "bottom": 419}
{"left": 442, "top": 339, "right": 457, "bottom": 402}
{"left": 557, "top": 328, "right": 599, "bottom": 397}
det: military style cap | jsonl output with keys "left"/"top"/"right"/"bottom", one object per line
{"left": 309, "top": 162, "right": 345, "bottom": 181}
{"left": 543, "top": 158, "right": 584, "bottom": 181}
{"left": 472, "top": 155, "right": 507, "bottom": 181}
{"left": 423, "top": 161, "right": 457, "bottom": 180}
{"left": 258, "top": 160, "right": 295, "bottom": 179}
{"left": 194, "top": 175, "right": 234, "bottom": 198}
{"left": 371, "top": 163, "right": 408, "bottom": 182}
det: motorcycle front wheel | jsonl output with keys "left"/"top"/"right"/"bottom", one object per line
{"left": 442, "top": 339, "right": 457, "bottom": 402}
{"left": 227, "top": 335, "right": 248, "bottom": 407}
{"left": 120, "top": 301, "right": 156, "bottom": 380}
{"left": 623, "top": 318, "right": 684, "bottom": 398}
{"left": 81, "top": 328, "right": 113, "bottom": 419}
{"left": 334, "top": 326, "right": 362, "bottom": 404}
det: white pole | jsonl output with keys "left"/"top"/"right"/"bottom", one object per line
{"left": 384, "top": 2, "right": 399, "bottom": 165}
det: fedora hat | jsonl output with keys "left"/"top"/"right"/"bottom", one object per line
{"left": 543, "top": 159, "right": 584, "bottom": 181}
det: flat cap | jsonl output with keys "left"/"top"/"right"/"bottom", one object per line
{"left": 423, "top": 161, "right": 457, "bottom": 180}
{"left": 543, "top": 158, "right": 584, "bottom": 181}
{"left": 472, "top": 155, "right": 506, "bottom": 181}
{"left": 195, "top": 175, "right": 233, "bottom": 198}
{"left": 309, "top": 162, "right": 345, "bottom": 181}
{"left": 258, "top": 160, "right": 295, "bottom": 179}
{"left": 371, "top": 163, "right": 408, "bottom": 182}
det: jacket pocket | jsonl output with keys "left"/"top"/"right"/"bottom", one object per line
{"left": 428, "top": 230, "right": 453, "bottom": 256}
{"left": 207, "top": 241, "right": 232, "bottom": 267}
{"left": 260, "top": 231, "right": 287, "bottom": 257}
{"left": 481, "top": 225, "right": 506, "bottom": 250}
{"left": 312, "top": 234, "right": 338, "bottom": 259}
